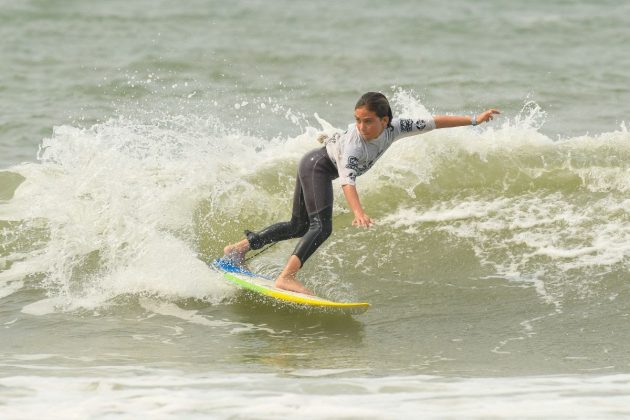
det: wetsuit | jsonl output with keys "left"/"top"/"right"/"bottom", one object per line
{"left": 246, "top": 117, "right": 436, "bottom": 265}
{"left": 246, "top": 147, "right": 336, "bottom": 264}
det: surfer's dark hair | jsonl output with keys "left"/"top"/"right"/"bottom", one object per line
{"left": 355, "top": 92, "right": 393, "bottom": 128}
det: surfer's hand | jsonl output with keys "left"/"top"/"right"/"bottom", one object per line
{"left": 352, "top": 213, "right": 374, "bottom": 228}
{"left": 477, "top": 109, "right": 501, "bottom": 124}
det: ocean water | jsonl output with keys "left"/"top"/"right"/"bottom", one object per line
{"left": 2, "top": 0, "right": 630, "bottom": 418}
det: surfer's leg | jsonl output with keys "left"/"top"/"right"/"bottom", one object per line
{"left": 224, "top": 172, "right": 309, "bottom": 264}
{"left": 292, "top": 147, "right": 336, "bottom": 262}
{"left": 275, "top": 207, "right": 332, "bottom": 295}
{"left": 244, "top": 175, "right": 309, "bottom": 247}
{"left": 292, "top": 206, "right": 333, "bottom": 263}
{"left": 275, "top": 148, "right": 336, "bottom": 294}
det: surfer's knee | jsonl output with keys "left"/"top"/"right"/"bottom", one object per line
{"left": 320, "top": 217, "right": 332, "bottom": 240}
{"left": 244, "top": 218, "right": 307, "bottom": 250}
{"left": 313, "top": 221, "right": 332, "bottom": 245}
{"left": 291, "top": 217, "right": 309, "bottom": 238}
{"left": 314, "top": 207, "right": 333, "bottom": 240}
{"left": 292, "top": 217, "right": 332, "bottom": 264}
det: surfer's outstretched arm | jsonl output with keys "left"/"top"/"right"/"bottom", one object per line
{"left": 433, "top": 109, "right": 500, "bottom": 129}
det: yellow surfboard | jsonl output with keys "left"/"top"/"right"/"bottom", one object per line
{"left": 211, "top": 258, "right": 369, "bottom": 315}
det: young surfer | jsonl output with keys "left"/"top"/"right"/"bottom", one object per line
{"left": 223, "top": 92, "right": 500, "bottom": 295}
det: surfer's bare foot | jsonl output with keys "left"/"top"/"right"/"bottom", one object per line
{"left": 275, "top": 274, "right": 314, "bottom": 296}
{"left": 274, "top": 255, "right": 313, "bottom": 295}
{"left": 223, "top": 239, "right": 250, "bottom": 265}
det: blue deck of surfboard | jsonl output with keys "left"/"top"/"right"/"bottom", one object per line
{"left": 211, "top": 258, "right": 271, "bottom": 279}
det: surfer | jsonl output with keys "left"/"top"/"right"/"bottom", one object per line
{"left": 223, "top": 92, "right": 499, "bottom": 295}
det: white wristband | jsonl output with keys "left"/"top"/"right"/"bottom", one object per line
{"left": 471, "top": 115, "right": 478, "bottom": 126}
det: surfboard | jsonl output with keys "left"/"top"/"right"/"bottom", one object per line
{"left": 211, "top": 258, "right": 370, "bottom": 315}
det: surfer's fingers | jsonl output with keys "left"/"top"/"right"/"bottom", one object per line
{"left": 353, "top": 216, "right": 373, "bottom": 228}
{"left": 362, "top": 218, "right": 375, "bottom": 228}
{"left": 480, "top": 109, "right": 501, "bottom": 123}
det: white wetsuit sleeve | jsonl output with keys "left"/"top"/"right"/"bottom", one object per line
{"left": 391, "top": 117, "right": 436, "bottom": 141}
{"left": 337, "top": 142, "right": 363, "bottom": 186}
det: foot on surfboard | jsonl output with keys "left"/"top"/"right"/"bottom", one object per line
{"left": 275, "top": 275, "right": 314, "bottom": 296}
{"left": 222, "top": 244, "right": 247, "bottom": 267}
{"left": 211, "top": 258, "right": 370, "bottom": 314}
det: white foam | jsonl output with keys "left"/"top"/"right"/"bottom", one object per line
{"left": 3, "top": 93, "right": 630, "bottom": 309}
{"left": 0, "top": 279, "right": 23, "bottom": 300}
{"left": 1, "top": 371, "right": 630, "bottom": 419}
{"left": 382, "top": 188, "right": 630, "bottom": 304}
{"left": 382, "top": 198, "right": 510, "bottom": 227}
{"left": 0, "top": 113, "right": 318, "bottom": 309}
{"left": 21, "top": 297, "right": 67, "bottom": 316}
{"left": 533, "top": 246, "right": 599, "bottom": 259}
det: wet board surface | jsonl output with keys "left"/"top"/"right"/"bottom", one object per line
{"left": 211, "top": 258, "right": 370, "bottom": 315}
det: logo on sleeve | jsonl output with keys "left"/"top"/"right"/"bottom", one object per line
{"left": 346, "top": 156, "right": 360, "bottom": 171}
{"left": 415, "top": 119, "right": 427, "bottom": 130}
{"left": 345, "top": 156, "right": 363, "bottom": 182}
{"left": 345, "top": 153, "right": 382, "bottom": 181}
{"left": 400, "top": 119, "right": 414, "bottom": 132}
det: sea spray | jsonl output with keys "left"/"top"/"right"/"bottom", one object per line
{"left": 1, "top": 93, "right": 629, "bottom": 313}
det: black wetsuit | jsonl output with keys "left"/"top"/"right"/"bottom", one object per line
{"left": 245, "top": 147, "right": 338, "bottom": 264}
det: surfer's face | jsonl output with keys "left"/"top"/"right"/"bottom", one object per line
{"left": 354, "top": 106, "right": 389, "bottom": 141}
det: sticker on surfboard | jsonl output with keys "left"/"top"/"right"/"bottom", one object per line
{"left": 211, "top": 258, "right": 370, "bottom": 315}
